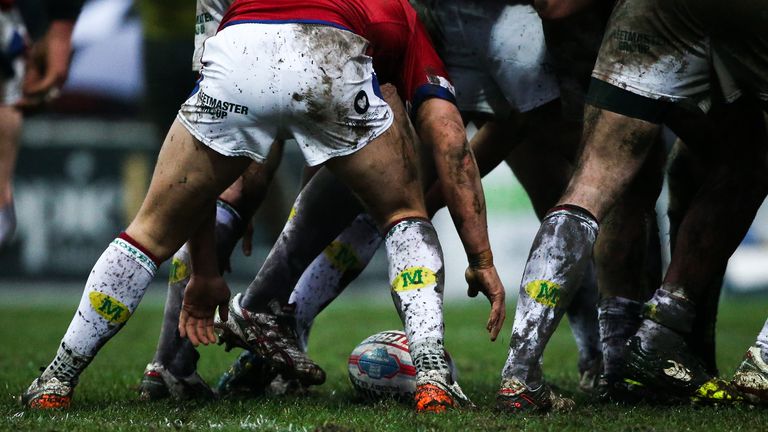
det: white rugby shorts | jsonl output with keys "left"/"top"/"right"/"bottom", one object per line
{"left": 178, "top": 23, "right": 393, "bottom": 166}
{"left": 0, "top": 8, "right": 25, "bottom": 106}
{"left": 421, "top": 0, "right": 559, "bottom": 116}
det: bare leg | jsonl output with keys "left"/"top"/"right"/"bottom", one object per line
{"left": 622, "top": 101, "right": 768, "bottom": 401}
{"left": 0, "top": 106, "right": 22, "bottom": 248}
{"left": 125, "top": 121, "right": 251, "bottom": 258}
{"left": 666, "top": 139, "right": 722, "bottom": 375}
{"left": 141, "top": 152, "right": 282, "bottom": 400}
{"left": 500, "top": 106, "right": 658, "bottom": 400}
{"left": 23, "top": 119, "right": 251, "bottom": 408}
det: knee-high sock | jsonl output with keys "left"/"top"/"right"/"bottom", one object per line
{"left": 290, "top": 214, "right": 382, "bottom": 350}
{"left": 566, "top": 262, "right": 601, "bottom": 377}
{"left": 41, "top": 233, "right": 159, "bottom": 383}
{"left": 385, "top": 218, "right": 451, "bottom": 382}
{"left": 152, "top": 200, "right": 245, "bottom": 376}
{"left": 755, "top": 318, "right": 768, "bottom": 364}
{"left": 598, "top": 296, "right": 643, "bottom": 378}
{"left": 502, "top": 206, "right": 598, "bottom": 387}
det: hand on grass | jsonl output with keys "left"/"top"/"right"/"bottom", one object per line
{"left": 179, "top": 274, "right": 230, "bottom": 346}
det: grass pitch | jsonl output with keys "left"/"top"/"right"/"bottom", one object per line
{"left": 2, "top": 290, "right": 768, "bottom": 431}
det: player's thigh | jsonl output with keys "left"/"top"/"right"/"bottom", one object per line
{"left": 127, "top": 120, "right": 251, "bottom": 259}
{"left": 324, "top": 121, "right": 426, "bottom": 230}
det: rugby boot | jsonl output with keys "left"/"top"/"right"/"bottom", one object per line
{"left": 496, "top": 377, "right": 574, "bottom": 413}
{"left": 623, "top": 336, "right": 741, "bottom": 404}
{"left": 414, "top": 370, "right": 473, "bottom": 413}
{"left": 20, "top": 376, "right": 74, "bottom": 409}
{"left": 0, "top": 202, "right": 16, "bottom": 249}
{"left": 138, "top": 363, "right": 214, "bottom": 401}
{"left": 215, "top": 293, "right": 326, "bottom": 386}
{"left": 732, "top": 346, "right": 768, "bottom": 404}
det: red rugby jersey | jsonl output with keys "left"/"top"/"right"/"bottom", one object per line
{"left": 221, "top": 0, "right": 455, "bottom": 114}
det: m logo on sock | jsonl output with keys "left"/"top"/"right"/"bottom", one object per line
{"left": 324, "top": 241, "right": 360, "bottom": 273}
{"left": 524, "top": 280, "right": 561, "bottom": 308}
{"left": 168, "top": 256, "right": 190, "bottom": 284}
{"left": 89, "top": 292, "right": 131, "bottom": 324}
{"left": 392, "top": 267, "right": 437, "bottom": 292}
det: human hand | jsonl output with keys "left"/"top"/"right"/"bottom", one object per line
{"left": 465, "top": 251, "right": 506, "bottom": 341}
{"left": 179, "top": 274, "right": 230, "bottom": 346}
{"left": 17, "top": 21, "right": 74, "bottom": 110}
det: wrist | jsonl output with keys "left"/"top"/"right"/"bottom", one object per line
{"left": 468, "top": 249, "right": 493, "bottom": 269}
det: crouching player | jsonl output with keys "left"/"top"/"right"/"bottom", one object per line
{"left": 21, "top": 0, "right": 504, "bottom": 413}
{"left": 506, "top": 0, "right": 768, "bottom": 406}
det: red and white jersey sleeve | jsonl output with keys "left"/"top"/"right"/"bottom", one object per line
{"left": 397, "top": 13, "right": 456, "bottom": 115}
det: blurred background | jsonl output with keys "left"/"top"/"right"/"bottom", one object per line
{"left": 2, "top": 0, "right": 768, "bottom": 302}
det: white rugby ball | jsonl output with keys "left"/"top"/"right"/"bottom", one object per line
{"left": 347, "top": 330, "right": 455, "bottom": 401}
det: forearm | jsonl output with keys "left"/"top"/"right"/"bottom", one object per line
{"left": 417, "top": 100, "right": 491, "bottom": 257}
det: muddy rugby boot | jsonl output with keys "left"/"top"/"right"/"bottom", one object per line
{"left": 215, "top": 293, "right": 325, "bottom": 386}
{"left": 414, "top": 370, "right": 473, "bottom": 413}
{"left": 496, "top": 377, "right": 574, "bottom": 413}
{"left": 138, "top": 362, "right": 214, "bottom": 400}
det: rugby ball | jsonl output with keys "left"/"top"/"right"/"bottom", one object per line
{"left": 347, "top": 330, "right": 455, "bottom": 401}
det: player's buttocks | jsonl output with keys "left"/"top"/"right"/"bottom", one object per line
{"left": 179, "top": 23, "right": 392, "bottom": 166}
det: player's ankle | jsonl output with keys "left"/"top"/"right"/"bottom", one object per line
{"left": 641, "top": 286, "right": 695, "bottom": 335}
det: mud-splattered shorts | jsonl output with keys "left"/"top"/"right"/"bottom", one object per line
{"left": 591, "top": 0, "right": 768, "bottom": 116}
{"left": 0, "top": 8, "right": 25, "bottom": 106}
{"left": 414, "top": 0, "right": 559, "bottom": 117}
{"left": 178, "top": 23, "right": 393, "bottom": 166}
{"left": 590, "top": 0, "right": 714, "bottom": 114}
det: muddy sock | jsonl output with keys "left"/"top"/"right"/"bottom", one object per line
{"left": 153, "top": 201, "right": 245, "bottom": 376}
{"left": 41, "top": 233, "right": 159, "bottom": 382}
{"left": 598, "top": 296, "right": 643, "bottom": 378}
{"left": 567, "top": 263, "right": 602, "bottom": 379}
{"left": 502, "top": 205, "right": 599, "bottom": 388}
{"left": 152, "top": 245, "right": 197, "bottom": 376}
{"left": 290, "top": 214, "right": 381, "bottom": 350}
{"left": 385, "top": 218, "right": 450, "bottom": 382}
{"left": 755, "top": 318, "right": 768, "bottom": 364}
{"left": 636, "top": 286, "right": 695, "bottom": 352}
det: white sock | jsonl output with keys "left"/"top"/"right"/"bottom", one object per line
{"left": 291, "top": 214, "right": 382, "bottom": 350}
{"left": 41, "top": 234, "right": 157, "bottom": 382}
{"left": 502, "top": 206, "right": 598, "bottom": 387}
{"left": 755, "top": 318, "right": 768, "bottom": 363}
{"left": 385, "top": 218, "right": 450, "bottom": 381}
